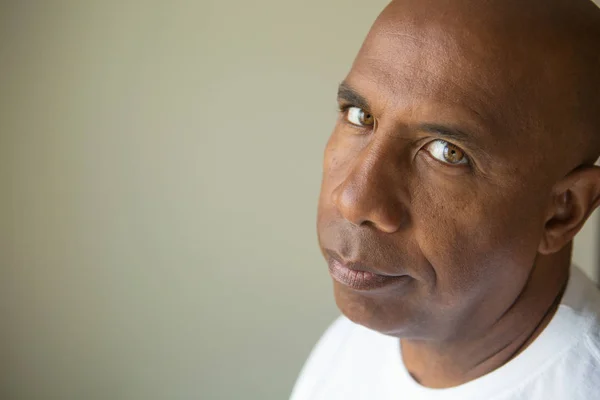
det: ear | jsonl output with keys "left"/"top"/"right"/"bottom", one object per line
{"left": 539, "top": 165, "right": 600, "bottom": 255}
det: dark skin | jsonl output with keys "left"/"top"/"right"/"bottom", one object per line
{"left": 317, "top": 0, "right": 600, "bottom": 389}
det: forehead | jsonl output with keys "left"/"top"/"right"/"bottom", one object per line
{"left": 346, "top": 6, "right": 535, "bottom": 136}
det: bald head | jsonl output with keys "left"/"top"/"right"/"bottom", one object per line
{"left": 367, "top": 0, "right": 600, "bottom": 170}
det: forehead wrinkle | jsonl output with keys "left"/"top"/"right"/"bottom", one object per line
{"left": 385, "top": 26, "right": 503, "bottom": 126}
{"left": 361, "top": 14, "right": 543, "bottom": 139}
{"left": 351, "top": 40, "right": 498, "bottom": 137}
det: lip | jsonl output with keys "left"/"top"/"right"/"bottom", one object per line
{"left": 327, "top": 257, "right": 410, "bottom": 291}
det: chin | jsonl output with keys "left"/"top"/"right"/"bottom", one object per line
{"left": 333, "top": 281, "right": 415, "bottom": 337}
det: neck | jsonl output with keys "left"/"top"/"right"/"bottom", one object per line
{"left": 400, "top": 248, "right": 571, "bottom": 389}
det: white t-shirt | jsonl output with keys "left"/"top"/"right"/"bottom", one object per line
{"left": 291, "top": 266, "right": 600, "bottom": 400}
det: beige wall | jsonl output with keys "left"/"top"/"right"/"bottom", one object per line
{"left": 1, "top": 1, "right": 598, "bottom": 399}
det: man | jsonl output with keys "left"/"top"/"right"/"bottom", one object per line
{"left": 291, "top": 0, "right": 600, "bottom": 398}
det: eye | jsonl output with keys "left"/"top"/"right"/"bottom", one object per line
{"left": 345, "top": 107, "right": 374, "bottom": 127}
{"left": 424, "top": 140, "right": 469, "bottom": 165}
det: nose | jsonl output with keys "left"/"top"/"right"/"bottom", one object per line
{"left": 331, "top": 144, "right": 407, "bottom": 233}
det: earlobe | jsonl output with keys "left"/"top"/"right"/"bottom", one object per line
{"left": 539, "top": 166, "right": 600, "bottom": 255}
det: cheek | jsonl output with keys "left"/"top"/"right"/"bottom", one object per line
{"left": 412, "top": 178, "right": 543, "bottom": 304}
{"left": 317, "top": 135, "right": 353, "bottom": 252}
{"left": 317, "top": 134, "right": 360, "bottom": 221}
{"left": 321, "top": 130, "right": 361, "bottom": 178}
{"left": 318, "top": 144, "right": 339, "bottom": 221}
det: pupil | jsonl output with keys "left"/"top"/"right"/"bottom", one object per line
{"left": 444, "top": 146, "right": 462, "bottom": 163}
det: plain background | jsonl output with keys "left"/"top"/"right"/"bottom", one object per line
{"left": 1, "top": 1, "right": 599, "bottom": 399}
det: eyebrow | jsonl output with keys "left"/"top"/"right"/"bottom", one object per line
{"left": 416, "top": 123, "right": 472, "bottom": 143}
{"left": 337, "top": 82, "right": 370, "bottom": 110}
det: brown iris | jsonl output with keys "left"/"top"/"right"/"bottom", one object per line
{"left": 359, "top": 110, "right": 374, "bottom": 126}
{"left": 443, "top": 143, "right": 466, "bottom": 164}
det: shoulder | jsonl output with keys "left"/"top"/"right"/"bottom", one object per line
{"left": 548, "top": 325, "right": 600, "bottom": 400}
{"left": 582, "top": 314, "right": 600, "bottom": 366}
{"left": 298, "top": 316, "right": 357, "bottom": 372}
{"left": 290, "top": 317, "right": 356, "bottom": 400}
{"left": 290, "top": 316, "right": 389, "bottom": 400}
{"left": 550, "top": 266, "right": 600, "bottom": 398}
{"left": 562, "top": 266, "right": 600, "bottom": 352}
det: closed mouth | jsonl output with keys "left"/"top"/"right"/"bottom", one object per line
{"left": 327, "top": 256, "right": 410, "bottom": 291}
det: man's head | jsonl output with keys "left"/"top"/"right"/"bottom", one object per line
{"left": 317, "top": 0, "right": 600, "bottom": 341}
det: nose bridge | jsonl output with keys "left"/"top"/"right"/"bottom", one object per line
{"left": 332, "top": 138, "right": 406, "bottom": 233}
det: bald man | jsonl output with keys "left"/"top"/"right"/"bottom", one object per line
{"left": 291, "top": 0, "right": 600, "bottom": 399}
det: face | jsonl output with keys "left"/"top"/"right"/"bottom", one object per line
{"left": 316, "top": 1, "right": 568, "bottom": 341}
